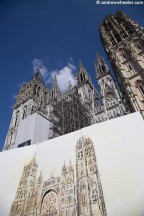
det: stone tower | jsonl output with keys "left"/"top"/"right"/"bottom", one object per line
{"left": 76, "top": 137, "right": 107, "bottom": 216}
{"left": 77, "top": 61, "right": 94, "bottom": 102}
{"left": 99, "top": 11, "right": 144, "bottom": 117}
{"left": 10, "top": 155, "right": 39, "bottom": 216}
{"left": 3, "top": 69, "right": 49, "bottom": 150}
{"left": 77, "top": 61, "right": 95, "bottom": 116}
{"left": 94, "top": 52, "right": 127, "bottom": 120}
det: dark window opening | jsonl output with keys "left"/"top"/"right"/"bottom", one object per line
{"left": 102, "top": 65, "right": 106, "bottom": 72}
{"left": 81, "top": 73, "right": 83, "bottom": 82}
{"left": 128, "top": 64, "right": 132, "bottom": 70}
{"left": 83, "top": 74, "right": 85, "bottom": 80}
{"left": 114, "top": 33, "right": 121, "bottom": 42}
{"left": 18, "top": 140, "right": 31, "bottom": 148}
{"left": 110, "top": 36, "right": 116, "bottom": 46}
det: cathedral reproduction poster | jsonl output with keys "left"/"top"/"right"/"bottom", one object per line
{"left": 0, "top": 112, "right": 144, "bottom": 216}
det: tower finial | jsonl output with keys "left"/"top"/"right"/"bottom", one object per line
{"left": 32, "top": 67, "right": 44, "bottom": 84}
{"left": 95, "top": 53, "right": 109, "bottom": 79}
{"left": 78, "top": 60, "right": 88, "bottom": 75}
{"left": 62, "top": 160, "right": 67, "bottom": 174}
{"left": 96, "top": 51, "right": 105, "bottom": 63}
{"left": 36, "top": 67, "right": 41, "bottom": 73}
{"left": 53, "top": 74, "right": 58, "bottom": 89}
{"left": 96, "top": 51, "right": 101, "bottom": 62}
{"left": 68, "top": 159, "right": 74, "bottom": 171}
{"left": 79, "top": 60, "right": 84, "bottom": 70}
{"left": 77, "top": 59, "right": 93, "bottom": 87}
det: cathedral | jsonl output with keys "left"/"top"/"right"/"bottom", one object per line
{"left": 3, "top": 11, "right": 144, "bottom": 151}
{"left": 9, "top": 137, "right": 107, "bottom": 216}
{"left": 3, "top": 55, "right": 127, "bottom": 150}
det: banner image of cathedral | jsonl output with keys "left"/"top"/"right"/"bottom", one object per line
{"left": 1, "top": 112, "right": 144, "bottom": 216}
{"left": 9, "top": 137, "right": 107, "bottom": 216}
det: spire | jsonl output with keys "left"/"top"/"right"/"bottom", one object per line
{"left": 62, "top": 161, "right": 67, "bottom": 174}
{"left": 77, "top": 60, "right": 92, "bottom": 87}
{"left": 38, "top": 170, "right": 43, "bottom": 183}
{"left": 30, "top": 154, "right": 37, "bottom": 167}
{"left": 79, "top": 60, "right": 84, "bottom": 70}
{"left": 96, "top": 51, "right": 106, "bottom": 64}
{"left": 95, "top": 52, "right": 109, "bottom": 80}
{"left": 96, "top": 51, "right": 103, "bottom": 63}
{"left": 76, "top": 137, "right": 83, "bottom": 149}
{"left": 50, "top": 74, "right": 61, "bottom": 100}
{"left": 68, "top": 160, "right": 74, "bottom": 172}
{"left": 52, "top": 74, "right": 59, "bottom": 91}
{"left": 32, "top": 68, "right": 45, "bottom": 85}
{"left": 79, "top": 60, "right": 88, "bottom": 75}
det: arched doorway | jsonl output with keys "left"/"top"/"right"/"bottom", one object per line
{"left": 41, "top": 190, "right": 59, "bottom": 216}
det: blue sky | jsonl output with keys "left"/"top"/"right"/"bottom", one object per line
{"left": 0, "top": 0, "right": 144, "bottom": 151}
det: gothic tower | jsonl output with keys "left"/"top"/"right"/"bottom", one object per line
{"left": 76, "top": 137, "right": 107, "bottom": 216}
{"left": 10, "top": 155, "right": 39, "bottom": 216}
{"left": 99, "top": 11, "right": 144, "bottom": 117}
{"left": 94, "top": 52, "right": 127, "bottom": 120}
{"left": 77, "top": 61, "right": 95, "bottom": 116}
{"left": 3, "top": 69, "right": 49, "bottom": 150}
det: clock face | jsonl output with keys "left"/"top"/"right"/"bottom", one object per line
{"left": 41, "top": 191, "right": 58, "bottom": 216}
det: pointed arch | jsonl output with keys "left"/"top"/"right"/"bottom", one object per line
{"left": 135, "top": 80, "right": 144, "bottom": 96}
{"left": 14, "top": 110, "right": 20, "bottom": 126}
{"left": 22, "top": 106, "right": 27, "bottom": 120}
{"left": 41, "top": 189, "right": 59, "bottom": 216}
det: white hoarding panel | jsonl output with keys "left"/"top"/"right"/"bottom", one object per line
{"left": 15, "top": 113, "right": 50, "bottom": 147}
{"left": 0, "top": 112, "right": 144, "bottom": 216}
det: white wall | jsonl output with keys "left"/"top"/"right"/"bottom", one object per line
{"left": 15, "top": 112, "right": 51, "bottom": 147}
{"left": 0, "top": 112, "right": 144, "bottom": 216}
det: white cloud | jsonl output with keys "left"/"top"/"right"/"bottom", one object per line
{"left": 32, "top": 59, "right": 48, "bottom": 78}
{"left": 49, "top": 62, "right": 77, "bottom": 91}
{"left": 32, "top": 58, "right": 77, "bottom": 92}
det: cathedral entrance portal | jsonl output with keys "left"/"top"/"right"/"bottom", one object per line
{"left": 41, "top": 190, "right": 59, "bottom": 216}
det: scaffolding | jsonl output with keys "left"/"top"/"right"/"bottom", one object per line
{"left": 49, "top": 87, "right": 92, "bottom": 139}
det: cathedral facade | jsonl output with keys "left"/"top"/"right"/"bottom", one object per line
{"left": 9, "top": 137, "right": 107, "bottom": 216}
